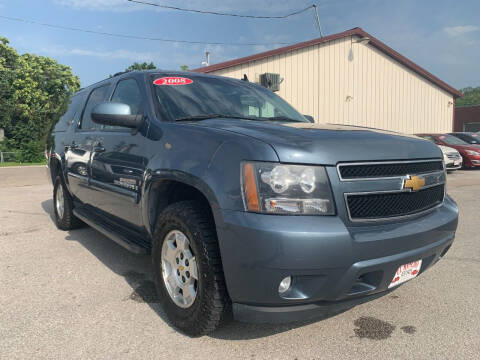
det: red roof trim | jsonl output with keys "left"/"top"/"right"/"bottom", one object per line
{"left": 192, "top": 27, "right": 462, "bottom": 98}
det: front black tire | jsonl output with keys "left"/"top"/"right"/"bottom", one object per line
{"left": 53, "top": 176, "right": 83, "bottom": 230}
{"left": 152, "top": 201, "right": 230, "bottom": 336}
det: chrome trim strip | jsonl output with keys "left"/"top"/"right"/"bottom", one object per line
{"left": 337, "top": 159, "right": 445, "bottom": 182}
{"left": 344, "top": 184, "right": 446, "bottom": 222}
{"left": 446, "top": 165, "right": 462, "bottom": 170}
{"left": 67, "top": 172, "right": 88, "bottom": 181}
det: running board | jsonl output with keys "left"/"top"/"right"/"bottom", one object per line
{"left": 73, "top": 207, "right": 150, "bottom": 255}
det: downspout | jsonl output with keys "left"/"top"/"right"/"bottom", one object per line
{"left": 452, "top": 98, "right": 456, "bottom": 131}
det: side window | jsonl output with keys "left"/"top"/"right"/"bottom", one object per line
{"left": 54, "top": 94, "right": 84, "bottom": 132}
{"left": 81, "top": 85, "right": 111, "bottom": 130}
{"left": 111, "top": 79, "right": 143, "bottom": 114}
{"left": 105, "top": 79, "right": 143, "bottom": 130}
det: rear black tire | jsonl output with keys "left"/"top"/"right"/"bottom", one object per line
{"left": 152, "top": 200, "right": 230, "bottom": 336}
{"left": 53, "top": 176, "right": 83, "bottom": 230}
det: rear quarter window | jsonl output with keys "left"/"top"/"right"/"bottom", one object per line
{"left": 54, "top": 94, "right": 86, "bottom": 132}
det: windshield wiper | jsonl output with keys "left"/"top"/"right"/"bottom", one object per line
{"left": 175, "top": 114, "right": 246, "bottom": 122}
{"left": 174, "top": 114, "right": 305, "bottom": 123}
{"left": 258, "top": 116, "right": 305, "bottom": 123}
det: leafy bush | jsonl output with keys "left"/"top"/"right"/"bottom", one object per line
{"left": 0, "top": 36, "right": 80, "bottom": 162}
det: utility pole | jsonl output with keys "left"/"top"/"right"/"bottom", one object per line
{"left": 201, "top": 51, "right": 210, "bottom": 67}
{"left": 313, "top": 4, "right": 323, "bottom": 37}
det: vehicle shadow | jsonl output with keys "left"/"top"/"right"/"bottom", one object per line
{"left": 41, "top": 199, "right": 351, "bottom": 340}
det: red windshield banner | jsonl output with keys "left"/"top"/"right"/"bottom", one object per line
{"left": 153, "top": 77, "right": 193, "bottom": 86}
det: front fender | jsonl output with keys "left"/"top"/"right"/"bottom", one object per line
{"left": 141, "top": 133, "right": 278, "bottom": 237}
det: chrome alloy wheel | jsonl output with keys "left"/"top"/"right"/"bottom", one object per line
{"left": 56, "top": 185, "right": 65, "bottom": 219}
{"left": 161, "top": 230, "right": 199, "bottom": 308}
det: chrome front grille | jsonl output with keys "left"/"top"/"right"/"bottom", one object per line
{"left": 338, "top": 160, "right": 444, "bottom": 180}
{"left": 338, "top": 160, "right": 446, "bottom": 222}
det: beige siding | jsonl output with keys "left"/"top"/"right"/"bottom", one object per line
{"left": 209, "top": 36, "right": 454, "bottom": 134}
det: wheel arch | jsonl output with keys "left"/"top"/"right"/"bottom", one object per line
{"left": 48, "top": 154, "right": 63, "bottom": 184}
{"left": 143, "top": 171, "right": 222, "bottom": 239}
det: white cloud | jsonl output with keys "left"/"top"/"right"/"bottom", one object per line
{"left": 53, "top": 0, "right": 136, "bottom": 11}
{"left": 36, "top": 43, "right": 238, "bottom": 70}
{"left": 444, "top": 25, "right": 479, "bottom": 37}
{"left": 40, "top": 45, "right": 159, "bottom": 62}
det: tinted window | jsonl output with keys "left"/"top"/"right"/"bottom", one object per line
{"left": 54, "top": 94, "right": 85, "bottom": 132}
{"left": 111, "top": 78, "right": 143, "bottom": 114}
{"left": 81, "top": 85, "right": 111, "bottom": 130}
{"left": 453, "top": 133, "right": 479, "bottom": 144}
{"left": 103, "top": 79, "right": 143, "bottom": 131}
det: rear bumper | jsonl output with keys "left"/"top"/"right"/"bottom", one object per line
{"left": 215, "top": 197, "right": 458, "bottom": 323}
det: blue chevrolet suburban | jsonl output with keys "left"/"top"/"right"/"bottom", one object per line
{"left": 47, "top": 70, "right": 458, "bottom": 336}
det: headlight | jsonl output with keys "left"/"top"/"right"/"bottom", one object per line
{"left": 466, "top": 150, "right": 480, "bottom": 156}
{"left": 241, "top": 162, "right": 335, "bottom": 215}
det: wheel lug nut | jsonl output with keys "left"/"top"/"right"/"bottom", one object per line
{"left": 182, "top": 276, "right": 186, "bottom": 283}
{"left": 186, "top": 271, "right": 190, "bottom": 278}
{"left": 185, "top": 260, "right": 189, "bottom": 266}
{"left": 180, "top": 253, "right": 184, "bottom": 260}
{"left": 177, "top": 269, "right": 180, "bottom": 276}
{"left": 176, "top": 258, "right": 179, "bottom": 264}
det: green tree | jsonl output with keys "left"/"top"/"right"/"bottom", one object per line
{"left": 457, "top": 87, "right": 480, "bottom": 107}
{"left": 180, "top": 65, "right": 189, "bottom": 71}
{"left": 0, "top": 36, "right": 80, "bottom": 162}
{"left": 125, "top": 61, "right": 156, "bottom": 72}
{"left": 0, "top": 37, "right": 18, "bottom": 148}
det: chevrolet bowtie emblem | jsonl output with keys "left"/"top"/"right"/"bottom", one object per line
{"left": 403, "top": 175, "right": 426, "bottom": 191}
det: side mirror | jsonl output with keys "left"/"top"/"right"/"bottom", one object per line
{"left": 304, "top": 115, "right": 314, "bottom": 123}
{"left": 92, "top": 102, "right": 144, "bottom": 128}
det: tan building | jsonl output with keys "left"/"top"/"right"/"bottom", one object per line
{"left": 193, "top": 27, "right": 461, "bottom": 134}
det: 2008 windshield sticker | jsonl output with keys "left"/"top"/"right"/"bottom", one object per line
{"left": 153, "top": 77, "right": 193, "bottom": 86}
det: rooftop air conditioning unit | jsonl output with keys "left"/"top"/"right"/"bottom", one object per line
{"left": 259, "top": 73, "right": 282, "bottom": 92}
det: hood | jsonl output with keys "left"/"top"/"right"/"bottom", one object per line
{"left": 443, "top": 143, "right": 480, "bottom": 152}
{"left": 438, "top": 145, "right": 459, "bottom": 155}
{"left": 195, "top": 119, "right": 442, "bottom": 165}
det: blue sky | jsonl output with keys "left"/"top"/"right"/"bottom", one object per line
{"left": 1, "top": 0, "right": 479, "bottom": 89}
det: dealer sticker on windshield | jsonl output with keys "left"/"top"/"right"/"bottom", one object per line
{"left": 388, "top": 260, "right": 422, "bottom": 288}
{"left": 153, "top": 77, "right": 193, "bottom": 86}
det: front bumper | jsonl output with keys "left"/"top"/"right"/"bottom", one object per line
{"left": 215, "top": 197, "right": 458, "bottom": 323}
{"left": 445, "top": 159, "right": 462, "bottom": 170}
{"left": 463, "top": 155, "right": 480, "bottom": 167}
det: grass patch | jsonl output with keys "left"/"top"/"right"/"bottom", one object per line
{"left": 0, "top": 162, "right": 46, "bottom": 167}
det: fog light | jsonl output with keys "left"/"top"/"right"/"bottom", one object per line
{"left": 278, "top": 276, "right": 292, "bottom": 294}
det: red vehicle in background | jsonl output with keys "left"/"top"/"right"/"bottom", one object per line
{"left": 416, "top": 133, "right": 480, "bottom": 168}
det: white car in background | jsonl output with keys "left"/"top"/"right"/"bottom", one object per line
{"left": 439, "top": 145, "right": 462, "bottom": 172}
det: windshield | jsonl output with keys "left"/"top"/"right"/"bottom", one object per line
{"left": 152, "top": 74, "right": 307, "bottom": 123}
{"left": 439, "top": 134, "right": 468, "bottom": 145}
{"left": 459, "top": 134, "right": 480, "bottom": 144}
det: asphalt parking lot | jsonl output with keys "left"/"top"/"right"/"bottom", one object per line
{"left": 1, "top": 166, "right": 479, "bottom": 359}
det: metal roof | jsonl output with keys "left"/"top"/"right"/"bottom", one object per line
{"left": 193, "top": 27, "right": 461, "bottom": 98}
